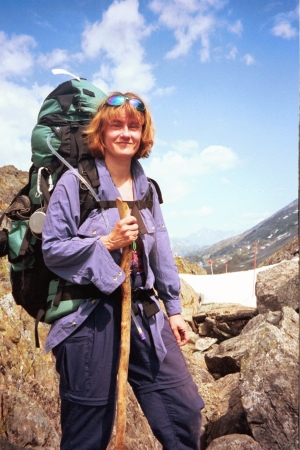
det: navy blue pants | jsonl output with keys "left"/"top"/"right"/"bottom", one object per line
{"left": 53, "top": 297, "right": 204, "bottom": 449}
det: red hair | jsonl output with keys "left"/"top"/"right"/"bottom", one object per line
{"left": 85, "top": 92, "right": 155, "bottom": 159}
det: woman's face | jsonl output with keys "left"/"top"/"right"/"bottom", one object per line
{"left": 104, "top": 112, "right": 142, "bottom": 161}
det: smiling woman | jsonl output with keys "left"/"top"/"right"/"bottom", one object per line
{"left": 41, "top": 90, "right": 204, "bottom": 449}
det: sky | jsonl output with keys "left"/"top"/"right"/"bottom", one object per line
{"left": 0, "top": 0, "right": 298, "bottom": 238}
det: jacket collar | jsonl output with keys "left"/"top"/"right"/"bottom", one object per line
{"left": 95, "top": 158, "right": 149, "bottom": 201}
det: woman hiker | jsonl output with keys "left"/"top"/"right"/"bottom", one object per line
{"left": 42, "top": 92, "right": 204, "bottom": 449}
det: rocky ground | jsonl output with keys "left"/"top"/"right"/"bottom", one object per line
{"left": 0, "top": 176, "right": 298, "bottom": 449}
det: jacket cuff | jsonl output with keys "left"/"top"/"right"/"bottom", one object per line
{"left": 164, "top": 300, "right": 182, "bottom": 317}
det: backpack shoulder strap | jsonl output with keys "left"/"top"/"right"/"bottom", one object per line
{"left": 78, "top": 158, "right": 100, "bottom": 226}
{"left": 147, "top": 177, "right": 163, "bottom": 204}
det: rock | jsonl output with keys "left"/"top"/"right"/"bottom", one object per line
{"left": 205, "top": 336, "right": 247, "bottom": 377}
{"left": 193, "top": 303, "right": 257, "bottom": 342}
{"left": 194, "top": 337, "right": 218, "bottom": 352}
{"left": 179, "top": 277, "right": 201, "bottom": 324}
{"left": 0, "top": 166, "right": 29, "bottom": 228}
{"left": 0, "top": 295, "right": 61, "bottom": 447}
{"left": 183, "top": 350, "right": 215, "bottom": 384}
{"left": 201, "top": 373, "right": 252, "bottom": 446}
{"left": 205, "top": 307, "right": 298, "bottom": 380}
{"left": 0, "top": 439, "right": 35, "bottom": 450}
{"left": 256, "top": 259, "right": 299, "bottom": 313}
{"left": 2, "top": 391, "right": 60, "bottom": 449}
{"left": 240, "top": 307, "right": 299, "bottom": 450}
{"left": 175, "top": 257, "right": 207, "bottom": 275}
{"left": 206, "top": 434, "right": 263, "bottom": 449}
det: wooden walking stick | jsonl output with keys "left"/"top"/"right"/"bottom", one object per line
{"left": 115, "top": 197, "right": 133, "bottom": 450}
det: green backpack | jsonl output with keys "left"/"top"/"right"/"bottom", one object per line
{"left": 0, "top": 77, "right": 106, "bottom": 346}
{"left": 30, "top": 77, "right": 107, "bottom": 208}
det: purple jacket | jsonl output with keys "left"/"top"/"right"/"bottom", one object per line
{"left": 42, "top": 158, "right": 181, "bottom": 361}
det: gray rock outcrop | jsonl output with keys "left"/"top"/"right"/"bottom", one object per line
{"left": 203, "top": 307, "right": 298, "bottom": 449}
{"left": 240, "top": 307, "right": 298, "bottom": 449}
{"left": 256, "top": 259, "right": 299, "bottom": 313}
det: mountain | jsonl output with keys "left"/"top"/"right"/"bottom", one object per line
{"left": 171, "top": 229, "right": 238, "bottom": 257}
{"left": 185, "top": 199, "right": 298, "bottom": 273}
{"left": 186, "top": 200, "right": 298, "bottom": 273}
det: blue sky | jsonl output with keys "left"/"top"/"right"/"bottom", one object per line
{"left": 0, "top": 0, "right": 298, "bottom": 237}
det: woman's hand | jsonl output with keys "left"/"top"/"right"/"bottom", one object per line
{"left": 169, "top": 314, "right": 189, "bottom": 346}
{"left": 99, "top": 216, "right": 138, "bottom": 251}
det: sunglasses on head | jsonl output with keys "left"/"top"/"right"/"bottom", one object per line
{"left": 105, "top": 95, "right": 145, "bottom": 112}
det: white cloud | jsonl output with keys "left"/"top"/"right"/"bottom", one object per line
{"left": 225, "top": 45, "right": 238, "bottom": 60}
{"left": 271, "top": 6, "right": 298, "bottom": 39}
{"left": 171, "top": 139, "right": 200, "bottom": 154}
{"left": 80, "top": 0, "right": 155, "bottom": 93}
{"left": 149, "top": 0, "right": 242, "bottom": 62}
{"left": 0, "top": 80, "right": 53, "bottom": 170}
{"left": 37, "top": 49, "right": 70, "bottom": 70}
{"left": 271, "top": 21, "right": 297, "bottom": 39}
{"left": 228, "top": 19, "right": 243, "bottom": 36}
{"left": 241, "top": 53, "right": 255, "bottom": 65}
{"left": 154, "top": 86, "right": 176, "bottom": 96}
{"left": 144, "top": 143, "right": 240, "bottom": 203}
{"left": 0, "top": 32, "right": 36, "bottom": 79}
{"left": 166, "top": 15, "right": 215, "bottom": 61}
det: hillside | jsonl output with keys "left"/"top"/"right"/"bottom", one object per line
{"left": 186, "top": 199, "right": 298, "bottom": 273}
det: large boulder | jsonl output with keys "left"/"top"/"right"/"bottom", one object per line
{"left": 240, "top": 307, "right": 299, "bottom": 450}
{"left": 201, "top": 373, "right": 251, "bottom": 446}
{"left": 193, "top": 303, "right": 257, "bottom": 341}
{"left": 0, "top": 295, "right": 61, "bottom": 448}
{"left": 256, "top": 259, "right": 299, "bottom": 313}
{"left": 204, "top": 307, "right": 298, "bottom": 449}
{"left": 206, "top": 434, "right": 263, "bottom": 449}
{"left": 2, "top": 391, "right": 60, "bottom": 449}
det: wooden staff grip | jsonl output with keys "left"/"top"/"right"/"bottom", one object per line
{"left": 115, "top": 197, "right": 132, "bottom": 450}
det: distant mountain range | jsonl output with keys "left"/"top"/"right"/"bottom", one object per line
{"left": 171, "top": 229, "right": 238, "bottom": 257}
{"left": 172, "top": 199, "right": 298, "bottom": 273}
